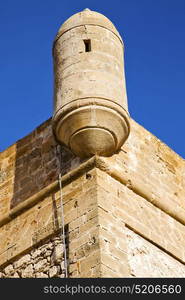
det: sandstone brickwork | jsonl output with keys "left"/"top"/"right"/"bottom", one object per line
{"left": 126, "top": 228, "right": 185, "bottom": 277}
{"left": 0, "top": 118, "right": 185, "bottom": 277}
{"left": 0, "top": 118, "right": 84, "bottom": 217}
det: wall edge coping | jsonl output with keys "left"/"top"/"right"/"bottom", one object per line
{"left": 0, "top": 155, "right": 185, "bottom": 229}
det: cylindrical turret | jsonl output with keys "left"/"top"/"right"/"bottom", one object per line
{"left": 52, "top": 9, "right": 130, "bottom": 158}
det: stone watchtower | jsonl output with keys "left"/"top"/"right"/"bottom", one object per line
{"left": 52, "top": 8, "right": 130, "bottom": 157}
{"left": 0, "top": 9, "right": 185, "bottom": 278}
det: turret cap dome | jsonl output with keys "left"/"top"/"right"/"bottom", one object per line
{"left": 55, "top": 9, "right": 122, "bottom": 43}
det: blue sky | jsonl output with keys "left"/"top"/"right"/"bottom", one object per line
{"left": 0, "top": 0, "right": 185, "bottom": 158}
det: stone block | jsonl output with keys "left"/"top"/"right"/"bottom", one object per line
{"left": 35, "top": 272, "right": 48, "bottom": 278}
{"left": 49, "top": 266, "right": 59, "bottom": 277}
{"left": 21, "top": 264, "right": 34, "bottom": 278}
{"left": 34, "top": 259, "right": 48, "bottom": 272}
{"left": 51, "top": 244, "right": 64, "bottom": 264}
{"left": 13, "top": 254, "right": 31, "bottom": 269}
{"left": 4, "top": 264, "right": 14, "bottom": 275}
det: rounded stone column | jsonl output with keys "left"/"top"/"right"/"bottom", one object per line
{"left": 52, "top": 9, "right": 130, "bottom": 158}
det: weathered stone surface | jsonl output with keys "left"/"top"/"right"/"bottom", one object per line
{"left": 21, "top": 264, "right": 34, "bottom": 278}
{"left": 13, "top": 255, "right": 31, "bottom": 269}
{"left": 52, "top": 9, "right": 130, "bottom": 158}
{"left": 35, "top": 272, "right": 48, "bottom": 278}
{"left": 34, "top": 259, "right": 48, "bottom": 272}
{"left": 51, "top": 244, "right": 64, "bottom": 264}
{"left": 126, "top": 228, "right": 185, "bottom": 277}
{"left": 4, "top": 264, "right": 14, "bottom": 275}
{"left": 31, "top": 249, "right": 41, "bottom": 259}
{"left": 10, "top": 272, "right": 20, "bottom": 278}
{"left": 0, "top": 118, "right": 84, "bottom": 213}
{"left": 0, "top": 236, "right": 66, "bottom": 278}
{"left": 49, "top": 266, "right": 59, "bottom": 278}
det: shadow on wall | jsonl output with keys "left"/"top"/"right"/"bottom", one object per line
{"left": 52, "top": 193, "right": 70, "bottom": 276}
{"left": 0, "top": 117, "right": 86, "bottom": 273}
{"left": 10, "top": 118, "right": 78, "bottom": 209}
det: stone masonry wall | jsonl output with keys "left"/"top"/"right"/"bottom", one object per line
{"left": 0, "top": 117, "right": 84, "bottom": 218}
{"left": 0, "top": 118, "right": 185, "bottom": 277}
{"left": 96, "top": 168, "right": 185, "bottom": 267}
{"left": 0, "top": 235, "right": 65, "bottom": 278}
{"left": 126, "top": 228, "right": 185, "bottom": 277}
{"left": 0, "top": 167, "right": 102, "bottom": 277}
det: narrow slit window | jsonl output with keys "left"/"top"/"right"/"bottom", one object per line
{"left": 84, "top": 39, "right": 91, "bottom": 52}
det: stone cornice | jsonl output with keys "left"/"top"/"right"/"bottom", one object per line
{"left": 0, "top": 155, "right": 185, "bottom": 228}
